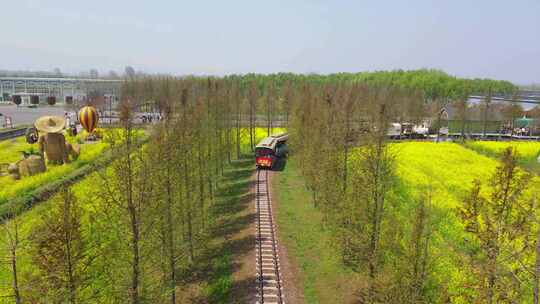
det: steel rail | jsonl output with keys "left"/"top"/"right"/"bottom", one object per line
{"left": 255, "top": 169, "right": 284, "bottom": 304}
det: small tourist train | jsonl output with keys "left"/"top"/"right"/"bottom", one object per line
{"left": 255, "top": 133, "right": 289, "bottom": 169}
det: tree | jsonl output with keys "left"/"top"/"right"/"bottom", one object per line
{"left": 455, "top": 97, "right": 469, "bottom": 141}
{"left": 1, "top": 212, "right": 23, "bottom": 304}
{"left": 340, "top": 101, "right": 397, "bottom": 303}
{"left": 501, "top": 99, "right": 523, "bottom": 138}
{"left": 89, "top": 69, "right": 99, "bottom": 79}
{"left": 402, "top": 188, "right": 433, "bottom": 303}
{"left": 534, "top": 199, "right": 540, "bottom": 304}
{"left": 108, "top": 70, "right": 120, "bottom": 79}
{"left": 125, "top": 66, "right": 136, "bottom": 79}
{"left": 98, "top": 99, "right": 154, "bottom": 304}
{"left": 482, "top": 87, "right": 492, "bottom": 138}
{"left": 459, "top": 148, "right": 533, "bottom": 303}
{"left": 248, "top": 80, "right": 258, "bottom": 151}
{"left": 28, "top": 187, "right": 89, "bottom": 303}
{"left": 149, "top": 121, "right": 180, "bottom": 304}
{"left": 363, "top": 104, "right": 395, "bottom": 302}
{"left": 266, "top": 82, "right": 274, "bottom": 136}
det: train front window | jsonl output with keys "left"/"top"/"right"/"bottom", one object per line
{"left": 255, "top": 148, "right": 273, "bottom": 157}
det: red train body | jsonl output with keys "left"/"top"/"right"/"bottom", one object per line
{"left": 255, "top": 133, "right": 288, "bottom": 169}
{"left": 256, "top": 156, "right": 273, "bottom": 168}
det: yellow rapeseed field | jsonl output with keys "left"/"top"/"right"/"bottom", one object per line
{"left": 392, "top": 142, "right": 498, "bottom": 208}
{"left": 0, "top": 129, "right": 117, "bottom": 204}
{"left": 464, "top": 141, "right": 540, "bottom": 163}
{"left": 389, "top": 142, "right": 539, "bottom": 302}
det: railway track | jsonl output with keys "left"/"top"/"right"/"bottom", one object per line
{"left": 255, "top": 169, "right": 284, "bottom": 304}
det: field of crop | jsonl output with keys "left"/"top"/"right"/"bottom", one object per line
{"left": 464, "top": 140, "right": 540, "bottom": 164}
{"left": 392, "top": 142, "right": 499, "bottom": 208}
{"left": 0, "top": 129, "right": 126, "bottom": 205}
{"left": 275, "top": 142, "right": 538, "bottom": 302}
{"left": 0, "top": 141, "right": 107, "bottom": 205}
{"left": 390, "top": 142, "right": 502, "bottom": 301}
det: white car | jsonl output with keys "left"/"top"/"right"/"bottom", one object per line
{"left": 387, "top": 123, "right": 402, "bottom": 138}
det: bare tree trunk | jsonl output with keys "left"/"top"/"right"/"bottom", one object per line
{"left": 181, "top": 101, "right": 196, "bottom": 263}
{"left": 343, "top": 107, "right": 350, "bottom": 191}
{"left": 534, "top": 228, "right": 540, "bottom": 304}
{"left": 125, "top": 128, "right": 140, "bottom": 304}
{"left": 267, "top": 87, "right": 272, "bottom": 136}
{"left": 482, "top": 90, "right": 492, "bottom": 139}
{"left": 487, "top": 267, "right": 495, "bottom": 304}
{"left": 10, "top": 246, "right": 21, "bottom": 304}
{"left": 249, "top": 95, "right": 254, "bottom": 152}
{"left": 235, "top": 90, "right": 241, "bottom": 159}
{"left": 183, "top": 157, "right": 195, "bottom": 263}
{"left": 4, "top": 206, "right": 22, "bottom": 304}
{"left": 128, "top": 202, "right": 140, "bottom": 304}
{"left": 165, "top": 163, "right": 176, "bottom": 304}
{"left": 63, "top": 191, "right": 76, "bottom": 304}
{"left": 198, "top": 138, "right": 206, "bottom": 230}
{"left": 367, "top": 105, "right": 389, "bottom": 303}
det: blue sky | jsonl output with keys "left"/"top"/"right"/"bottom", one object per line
{"left": 1, "top": 0, "right": 539, "bottom": 83}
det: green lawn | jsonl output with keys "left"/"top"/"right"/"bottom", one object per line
{"left": 273, "top": 158, "right": 361, "bottom": 303}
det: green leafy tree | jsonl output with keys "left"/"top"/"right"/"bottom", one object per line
{"left": 27, "top": 187, "right": 89, "bottom": 304}
{"left": 459, "top": 148, "right": 534, "bottom": 303}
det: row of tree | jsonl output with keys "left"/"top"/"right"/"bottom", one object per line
{"left": 286, "top": 79, "right": 540, "bottom": 303}
{"left": 1, "top": 77, "right": 273, "bottom": 303}
{"left": 224, "top": 69, "right": 517, "bottom": 100}
{"left": 288, "top": 81, "right": 434, "bottom": 302}
{"left": 0, "top": 71, "right": 525, "bottom": 303}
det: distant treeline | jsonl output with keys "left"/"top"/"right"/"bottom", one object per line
{"left": 1, "top": 69, "right": 517, "bottom": 100}
{"left": 223, "top": 69, "right": 517, "bottom": 101}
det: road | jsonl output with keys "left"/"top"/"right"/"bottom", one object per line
{"left": 0, "top": 104, "right": 69, "bottom": 127}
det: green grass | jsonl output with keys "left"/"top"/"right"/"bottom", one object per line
{"left": 204, "top": 158, "right": 254, "bottom": 303}
{"left": 0, "top": 136, "right": 39, "bottom": 164}
{"left": 273, "top": 158, "right": 361, "bottom": 303}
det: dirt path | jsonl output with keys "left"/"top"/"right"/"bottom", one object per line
{"left": 229, "top": 170, "right": 257, "bottom": 303}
